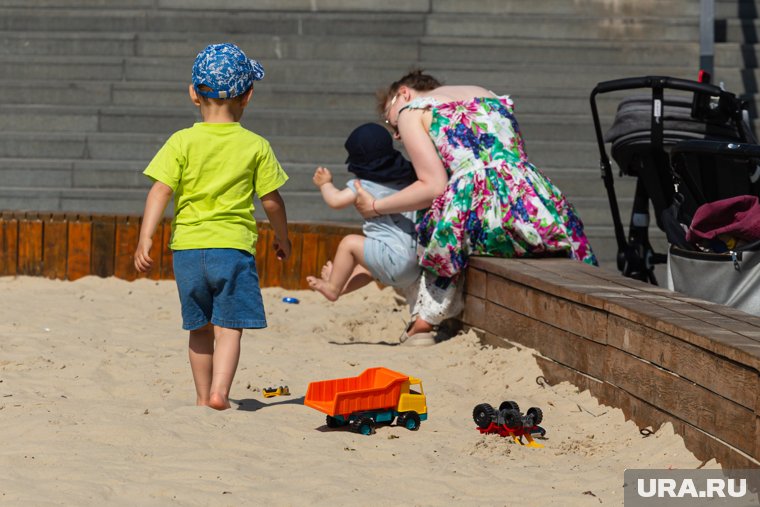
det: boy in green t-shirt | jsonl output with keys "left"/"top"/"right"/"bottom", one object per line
{"left": 134, "top": 43, "right": 291, "bottom": 410}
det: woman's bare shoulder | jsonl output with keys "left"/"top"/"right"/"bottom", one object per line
{"left": 429, "top": 85, "right": 495, "bottom": 101}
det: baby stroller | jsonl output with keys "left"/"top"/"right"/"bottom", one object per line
{"left": 589, "top": 75, "right": 760, "bottom": 287}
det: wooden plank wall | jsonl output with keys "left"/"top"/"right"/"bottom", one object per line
{"left": 461, "top": 256, "right": 760, "bottom": 469}
{"left": 0, "top": 212, "right": 359, "bottom": 289}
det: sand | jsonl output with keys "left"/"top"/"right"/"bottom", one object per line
{"left": 0, "top": 276, "right": 716, "bottom": 506}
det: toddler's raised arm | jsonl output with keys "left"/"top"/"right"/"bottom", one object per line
{"left": 313, "top": 166, "right": 356, "bottom": 209}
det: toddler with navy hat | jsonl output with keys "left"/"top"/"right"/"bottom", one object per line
{"left": 307, "top": 123, "right": 421, "bottom": 303}
{"left": 134, "top": 43, "right": 291, "bottom": 410}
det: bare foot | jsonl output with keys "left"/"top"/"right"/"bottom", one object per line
{"left": 208, "top": 393, "right": 231, "bottom": 411}
{"left": 307, "top": 275, "right": 339, "bottom": 302}
{"left": 320, "top": 260, "right": 333, "bottom": 281}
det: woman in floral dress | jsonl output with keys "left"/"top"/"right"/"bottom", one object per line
{"left": 354, "top": 71, "right": 597, "bottom": 345}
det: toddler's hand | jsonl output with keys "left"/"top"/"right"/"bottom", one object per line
{"left": 273, "top": 236, "right": 291, "bottom": 261}
{"left": 312, "top": 166, "right": 332, "bottom": 187}
{"left": 134, "top": 238, "right": 153, "bottom": 273}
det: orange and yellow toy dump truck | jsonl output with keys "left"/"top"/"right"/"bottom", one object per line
{"left": 304, "top": 367, "right": 427, "bottom": 435}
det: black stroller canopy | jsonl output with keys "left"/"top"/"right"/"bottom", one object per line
{"left": 605, "top": 95, "right": 741, "bottom": 150}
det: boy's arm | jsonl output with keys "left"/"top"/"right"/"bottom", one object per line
{"left": 259, "top": 189, "right": 291, "bottom": 260}
{"left": 134, "top": 181, "right": 173, "bottom": 273}
{"left": 313, "top": 166, "right": 356, "bottom": 209}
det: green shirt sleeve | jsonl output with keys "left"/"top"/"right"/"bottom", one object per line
{"left": 143, "top": 133, "right": 185, "bottom": 191}
{"left": 253, "top": 141, "right": 288, "bottom": 198}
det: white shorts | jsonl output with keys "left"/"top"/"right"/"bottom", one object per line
{"left": 364, "top": 237, "right": 421, "bottom": 289}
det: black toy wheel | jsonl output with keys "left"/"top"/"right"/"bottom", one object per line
{"left": 473, "top": 403, "right": 496, "bottom": 429}
{"left": 326, "top": 415, "right": 342, "bottom": 428}
{"left": 352, "top": 417, "right": 375, "bottom": 435}
{"left": 499, "top": 400, "right": 520, "bottom": 414}
{"left": 527, "top": 407, "right": 543, "bottom": 425}
{"left": 397, "top": 411, "right": 421, "bottom": 431}
{"left": 503, "top": 409, "right": 522, "bottom": 428}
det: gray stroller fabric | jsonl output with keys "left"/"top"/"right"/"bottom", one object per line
{"left": 667, "top": 246, "right": 760, "bottom": 316}
{"left": 604, "top": 95, "right": 740, "bottom": 145}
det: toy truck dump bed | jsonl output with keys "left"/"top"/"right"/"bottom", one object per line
{"left": 305, "top": 367, "right": 408, "bottom": 417}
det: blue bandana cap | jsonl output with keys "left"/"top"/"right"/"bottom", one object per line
{"left": 192, "top": 43, "right": 265, "bottom": 99}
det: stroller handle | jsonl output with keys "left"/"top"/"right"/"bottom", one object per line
{"left": 591, "top": 75, "right": 723, "bottom": 97}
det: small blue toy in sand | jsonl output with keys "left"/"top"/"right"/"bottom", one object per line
{"left": 282, "top": 297, "right": 299, "bottom": 304}
{"left": 473, "top": 400, "right": 546, "bottom": 448}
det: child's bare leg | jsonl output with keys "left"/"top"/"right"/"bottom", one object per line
{"left": 188, "top": 323, "right": 214, "bottom": 406}
{"left": 208, "top": 325, "right": 242, "bottom": 410}
{"left": 342, "top": 265, "right": 374, "bottom": 295}
{"left": 307, "top": 234, "right": 366, "bottom": 301}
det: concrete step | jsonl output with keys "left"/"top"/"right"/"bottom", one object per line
{"left": 0, "top": 186, "right": 149, "bottom": 215}
{"left": 426, "top": 13, "right": 699, "bottom": 41}
{"left": 431, "top": 0, "right": 700, "bottom": 18}
{"left": 0, "top": 0, "right": 155, "bottom": 7}
{"left": 0, "top": 54, "right": 697, "bottom": 91}
{"left": 421, "top": 37, "right": 699, "bottom": 67}
{"left": 0, "top": 131, "right": 602, "bottom": 168}
{"left": 717, "top": 18, "right": 760, "bottom": 43}
{"left": 0, "top": 79, "right": 636, "bottom": 117}
{"left": 0, "top": 104, "right": 609, "bottom": 144}
{"left": 0, "top": 79, "right": 379, "bottom": 110}
{"left": 716, "top": 0, "right": 760, "bottom": 19}
{"left": 714, "top": 66, "right": 760, "bottom": 93}
{"left": 716, "top": 42, "right": 760, "bottom": 68}
{"left": 0, "top": 0, "right": 430, "bottom": 11}
{"left": 0, "top": 8, "right": 426, "bottom": 36}
{"left": 0, "top": 30, "right": 700, "bottom": 68}
{"left": 0, "top": 31, "right": 419, "bottom": 62}
{"left": 0, "top": 154, "right": 628, "bottom": 203}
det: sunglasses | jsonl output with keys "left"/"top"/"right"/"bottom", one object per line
{"left": 383, "top": 94, "right": 399, "bottom": 133}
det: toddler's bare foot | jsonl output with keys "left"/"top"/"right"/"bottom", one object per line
{"left": 208, "top": 393, "right": 231, "bottom": 411}
{"left": 320, "top": 260, "right": 333, "bottom": 281}
{"left": 307, "top": 275, "right": 339, "bottom": 302}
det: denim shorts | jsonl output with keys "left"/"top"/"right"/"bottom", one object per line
{"left": 172, "top": 248, "right": 267, "bottom": 331}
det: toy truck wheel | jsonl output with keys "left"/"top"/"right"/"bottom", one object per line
{"left": 397, "top": 411, "right": 421, "bottom": 431}
{"left": 527, "top": 407, "right": 543, "bottom": 425}
{"left": 326, "top": 415, "right": 342, "bottom": 428}
{"left": 352, "top": 417, "right": 375, "bottom": 436}
{"left": 473, "top": 403, "right": 496, "bottom": 429}
{"left": 503, "top": 409, "right": 522, "bottom": 428}
{"left": 499, "top": 401, "right": 520, "bottom": 414}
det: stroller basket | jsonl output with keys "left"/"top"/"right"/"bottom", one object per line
{"left": 590, "top": 75, "right": 756, "bottom": 284}
{"left": 664, "top": 145, "right": 760, "bottom": 316}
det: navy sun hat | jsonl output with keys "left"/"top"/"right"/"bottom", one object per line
{"left": 345, "top": 123, "right": 416, "bottom": 184}
{"left": 192, "top": 43, "right": 265, "bottom": 99}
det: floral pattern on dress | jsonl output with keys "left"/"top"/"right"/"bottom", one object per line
{"left": 407, "top": 95, "right": 597, "bottom": 280}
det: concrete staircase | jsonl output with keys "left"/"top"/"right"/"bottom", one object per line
{"left": 0, "top": 0, "right": 705, "bottom": 268}
{"left": 715, "top": 0, "right": 760, "bottom": 114}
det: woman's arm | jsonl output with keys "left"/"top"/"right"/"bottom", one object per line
{"left": 355, "top": 109, "right": 448, "bottom": 217}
